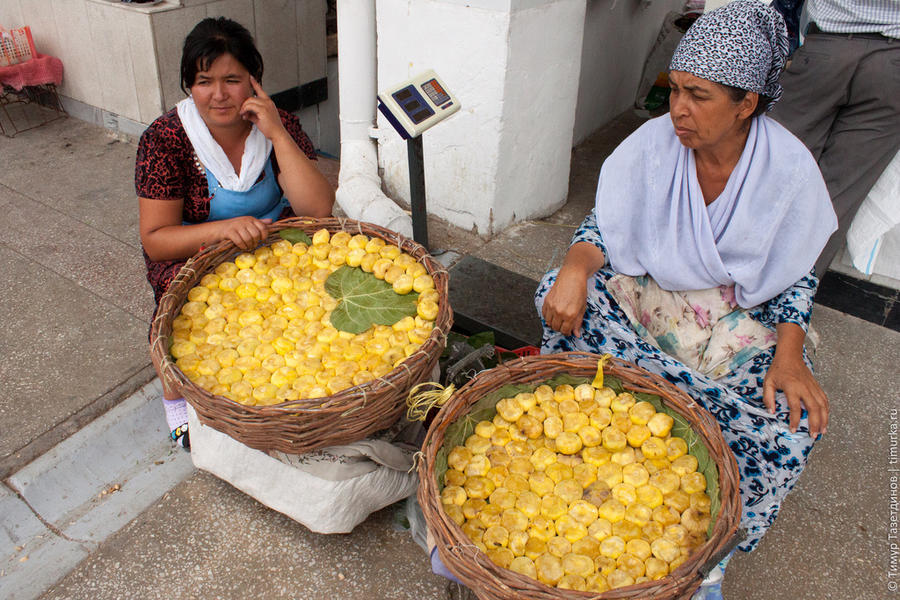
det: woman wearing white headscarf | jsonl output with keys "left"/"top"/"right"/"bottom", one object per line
{"left": 537, "top": 0, "right": 836, "bottom": 595}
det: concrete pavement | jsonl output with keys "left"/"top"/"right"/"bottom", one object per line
{"left": 1, "top": 107, "right": 898, "bottom": 600}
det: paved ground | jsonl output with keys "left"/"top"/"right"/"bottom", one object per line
{"left": 1, "top": 107, "right": 898, "bottom": 600}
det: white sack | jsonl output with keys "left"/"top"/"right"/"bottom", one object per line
{"left": 187, "top": 406, "right": 419, "bottom": 534}
{"left": 847, "top": 150, "right": 900, "bottom": 277}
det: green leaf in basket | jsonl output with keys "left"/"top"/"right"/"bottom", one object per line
{"left": 324, "top": 266, "right": 419, "bottom": 334}
{"left": 278, "top": 228, "right": 312, "bottom": 245}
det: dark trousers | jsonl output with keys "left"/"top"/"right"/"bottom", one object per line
{"left": 770, "top": 30, "right": 900, "bottom": 276}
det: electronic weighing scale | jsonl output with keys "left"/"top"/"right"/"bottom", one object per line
{"left": 377, "top": 70, "right": 460, "bottom": 248}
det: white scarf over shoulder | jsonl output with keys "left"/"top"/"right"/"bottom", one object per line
{"left": 176, "top": 96, "right": 272, "bottom": 192}
{"left": 595, "top": 114, "right": 837, "bottom": 308}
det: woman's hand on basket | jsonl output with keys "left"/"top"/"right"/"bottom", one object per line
{"left": 541, "top": 242, "right": 606, "bottom": 337}
{"left": 542, "top": 267, "right": 589, "bottom": 337}
{"left": 763, "top": 323, "right": 829, "bottom": 437}
{"left": 217, "top": 216, "right": 273, "bottom": 251}
{"left": 241, "top": 77, "right": 288, "bottom": 143}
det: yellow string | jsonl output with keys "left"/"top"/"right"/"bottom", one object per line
{"left": 591, "top": 353, "right": 613, "bottom": 389}
{"left": 406, "top": 382, "right": 455, "bottom": 421}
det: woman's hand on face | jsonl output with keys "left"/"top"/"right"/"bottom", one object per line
{"left": 217, "top": 216, "right": 273, "bottom": 251}
{"left": 240, "top": 77, "right": 287, "bottom": 142}
{"left": 542, "top": 265, "right": 589, "bottom": 337}
{"left": 763, "top": 353, "right": 829, "bottom": 438}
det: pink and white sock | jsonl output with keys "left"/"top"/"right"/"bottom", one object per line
{"left": 163, "top": 398, "right": 189, "bottom": 432}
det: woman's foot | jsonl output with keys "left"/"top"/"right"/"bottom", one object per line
{"left": 170, "top": 423, "right": 190, "bottom": 449}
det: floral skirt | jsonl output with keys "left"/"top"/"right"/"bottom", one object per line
{"left": 534, "top": 267, "right": 817, "bottom": 552}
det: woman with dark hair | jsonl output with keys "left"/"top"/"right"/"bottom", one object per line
{"left": 536, "top": 1, "right": 836, "bottom": 596}
{"left": 135, "top": 17, "right": 334, "bottom": 448}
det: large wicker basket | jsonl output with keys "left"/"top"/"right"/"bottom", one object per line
{"left": 149, "top": 216, "right": 452, "bottom": 454}
{"left": 418, "top": 352, "right": 741, "bottom": 600}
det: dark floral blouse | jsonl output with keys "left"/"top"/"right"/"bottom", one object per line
{"left": 135, "top": 107, "right": 316, "bottom": 305}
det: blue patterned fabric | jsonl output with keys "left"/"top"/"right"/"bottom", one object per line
{"left": 534, "top": 209, "right": 819, "bottom": 552}
{"left": 669, "top": 0, "right": 790, "bottom": 110}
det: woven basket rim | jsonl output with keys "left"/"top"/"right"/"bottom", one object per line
{"left": 417, "top": 351, "right": 742, "bottom": 600}
{"left": 147, "top": 216, "right": 453, "bottom": 453}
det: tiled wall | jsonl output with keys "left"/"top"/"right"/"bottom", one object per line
{"left": 1, "top": 0, "right": 325, "bottom": 127}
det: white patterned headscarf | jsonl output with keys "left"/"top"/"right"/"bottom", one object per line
{"left": 669, "top": 0, "right": 789, "bottom": 111}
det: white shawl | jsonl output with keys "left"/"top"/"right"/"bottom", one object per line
{"left": 176, "top": 96, "right": 272, "bottom": 192}
{"left": 595, "top": 114, "right": 837, "bottom": 308}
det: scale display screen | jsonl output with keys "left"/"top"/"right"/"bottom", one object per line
{"left": 392, "top": 85, "right": 434, "bottom": 124}
{"left": 378, "top": 69, "right": 460, "bottom": 139}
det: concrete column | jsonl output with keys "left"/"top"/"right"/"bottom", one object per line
{"left": 375, "top": 0, "right": 587, "bottom": 236}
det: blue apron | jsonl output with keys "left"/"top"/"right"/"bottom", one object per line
{"left": 204, "top": 158, "right": 287, "bottom": 222}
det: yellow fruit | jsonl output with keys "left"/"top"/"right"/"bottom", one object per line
{"left": 617, "top": 552, "right": 646, "bottom": 578}
{"left": 582, "top": 446, "right": 611, "bottom": 467}
{"left": 652, "top": 505, "right": 681, "bottom": 527}
{"left": 535, "top": 553, "right": 565, "bottom": 585}
{"left": 359, "top": 253, "right": 378, "bottom": 273}
{"left": 496, "top": 397, "right": 524, "bottom": 422}
{"left": 650, "top": 470, "right": 681, "bottom": 495}
{"left": 552, "top": 480, "right": 580, "bottom": 506}
{"left": 545, "top": 462, "right": 574, "bottom": 484}
{"left": 504, "top": 474, "right": 530, "bottom": 494}
{"left": 556, "top": 432, "right": 583, "bottom": 455}
{"left": 629, "top": 401, "right": 656, "bottom": 425}
{"left": 516, "top": 414, "right": 544, "bottom": 440}
{"left": 666, "top": 437, "right": 689, "bottom": 460}
{"left": 412, "top": 274, "right": 435, "bottom": 293}
{"left": 599, "top": 535, "right": 626, "bottom": 559}
{"left": 602, "top": 427, "right": 627, "bottom": 451}
{"left": 562, "top": 412, "right": 589, "bottom": 433}
{"left": 636, "top": 484, "right": 664, "bottom": 509}
{"left": 528, "top": 471, "right": 555, "bottom": 497}
{"left": 645, "top": 556, "right": 669, "bottom": 580}
{"left": 598, "top": 498, "right": 626, "bottom": 524}
{"left": 681, "top": 471, "right": 707, "bottom": 495}
{"left": 447, "top": 446, "right": 472, "bottom": 472}
{"left": 516, "top": 491, "right": 542, "bottom": 519}
{"left": 501, "top": 508, "right": 529, "bottom": 532}
{"left": 624, "top": 502, "right": 652, "bottom": 527}
{"left": 671, "top": 454, "right": 699, "bottom": 477}
{"left": 479, "top": 505, "right": 503, "bottom": 527}
{"left": 528, "top": 516, "right": 557, "bottom": 542}
{"left": 663, "top": 490, "right": 691, "bottom": 513}
{"left": 541, "top": 495, "right": 568, "bottom": 520}
{"left": 641, "top": 437, "right": 668, "bottom": 460}
{"left": 650, "top": 537, "right": 679, "bottom": 563}
{"left": 690, "top": 492, "right": 712, "bottom": 514}
{"left": 553, "top": 385, "right": 575, "bottom": 404}
{"left": 626, "top": 424, "right": 651, "bottom": 448}
{"left": 530, "top": 447, "right": 557, "bottom": 470}
{"left": 611, "top": 392, "right": 636, "bottom": 413}
{"left": 487, "top": 466, "right": 510, "bottom": 488}
{"left": 509, "top": 556, "right": 537, "bottom": 579}
{"left": 623, "top": 463, "right": 650, "bottom": 487}
{"left": 573, "top": 462, "right": 598, "bottom": 489}
{"left": 465, "top": 434, "right": 492, "bottom": 455}
{"left": 568, "top": 500, "right": 599, "bottom": 526}
{"left": 464, "top": 476, "right": 496, "bottom": 499}
{"left": 483, "top": 525, "right": 509, "bottom": 549}
{"left": 487, "top": 547, "right": 515, "bottom": 569}
{"left": 647, "top": 412, "right": 674, "bottom": 437}
{"left": 612, "top": 483, "right": 637, "bottom": 505}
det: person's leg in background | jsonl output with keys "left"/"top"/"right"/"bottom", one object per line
{"left": 771, "top": 34, "right": 900, "bottom": 275}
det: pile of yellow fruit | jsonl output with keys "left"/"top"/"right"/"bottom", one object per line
{"left": 169, "top": 229, "right": 439, "bottom": 405}
{"left": 440, "top": 383, "right": 712, "bottom": 593}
